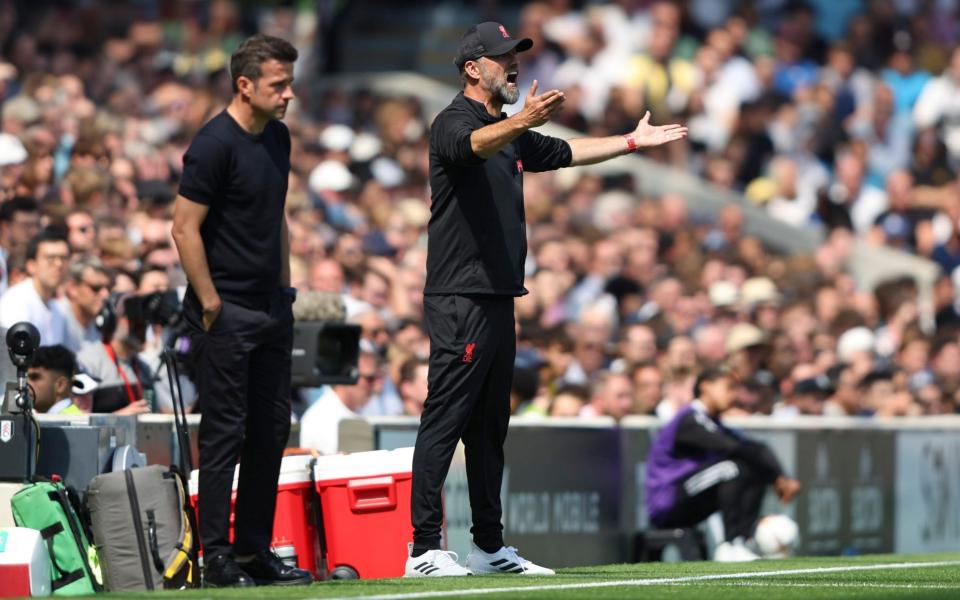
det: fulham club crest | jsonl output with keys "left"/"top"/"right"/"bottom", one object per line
{"left": 0, "top": 420, "right": 12, "bottom": 444}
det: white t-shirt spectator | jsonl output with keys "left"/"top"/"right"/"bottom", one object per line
{"left": 55, "top": 298, "right": 100, "bottom": 353}
{"left": 299, "top": 386, "right": 357, "bottom": 455}
{"left": 913, "top": 72, "right": 960, "bottom": 161}
{"left": 0, "top": 279, "right": 68, "bottom": 346}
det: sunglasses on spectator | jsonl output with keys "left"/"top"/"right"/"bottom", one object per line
{"left": 82, "top": 280, "right": 109, "bottom": 293}
{"left": 357, "top": 372, "right": 380, "bottom": 384}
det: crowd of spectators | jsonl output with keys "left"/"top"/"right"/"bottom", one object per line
{"left": 2, "top": 1, "right": 960, "bottom": 455}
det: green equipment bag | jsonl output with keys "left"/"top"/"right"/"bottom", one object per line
{"left": 11, "top": 479, "right": 102, "bottom": 596}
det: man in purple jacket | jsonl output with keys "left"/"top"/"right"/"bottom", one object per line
{"left": 646, "top": 368, "right": 801, "bottom": 561}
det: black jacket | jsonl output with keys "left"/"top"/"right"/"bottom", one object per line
{"left": 425, "top": 92, "right": 571, "bottom": 296}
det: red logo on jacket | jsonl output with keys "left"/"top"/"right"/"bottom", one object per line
{"left": 516, "top": 159, "right": 524, "bottom": 173}
{"left": 498, "top": 25, "right": 510, "bottom": 39}
{"left": 463, "top": 343, "right": 476, "bottom": 364}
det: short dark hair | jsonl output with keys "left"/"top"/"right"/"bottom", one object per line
{"left": 399, "top": 357, "right": 428, "bottom": 385}
{"left": 31, "top": 345, "right": 76, "bottom": 378}
{"left": 693, "top": 367, "right": 733, "bottom": 398}
{"left": 0, "top": 196, "right": 40, "bottom": 223}
{"left": 230, "top": 34, "right": 298, "bottom": 93}
{"left": 26, "top": 227, "right": 69, "bottom": 261}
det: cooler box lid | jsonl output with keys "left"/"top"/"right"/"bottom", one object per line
{"left": 189, "top": 454, "right": 315, "bottom": 496}
{"left": 313, "top": 447, "right": 414, "bottom": 483}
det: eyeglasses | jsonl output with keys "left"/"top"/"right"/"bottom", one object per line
{"left": 82, "top": 280, "right": 109, "bottom": 293}
{"left": 38, "top": 254, "right": 69, "bottom": 263}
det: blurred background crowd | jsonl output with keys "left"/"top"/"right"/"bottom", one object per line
{"left": 4, "top": 0, "right": 960, "bottom": 453}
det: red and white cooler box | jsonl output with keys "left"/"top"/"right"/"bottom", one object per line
{"left": 313, "top": 447, "right": 414, "bottom": 579}
{"left": 0, "top": 527, "right": 51, "bottom": 598}
{"left": 189, "top": 454, "right": 320, "bottom": 578}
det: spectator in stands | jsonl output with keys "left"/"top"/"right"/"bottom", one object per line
{"left": 398, "top": 357, "right": 429, "bottom": 417}
{"left": 25, "top": 344, "right": 100, "bottom": 415}
{"left": 26, "top": 345, "right": 76, "bottom": 413}
{"left": 773, "top": 367, "right": 832, "bottom": 418}
{"left": 913, "top": 46, "right": 960, "bottom": 166}
{"left": 585, "top": 371, "right": 636, "bottom": 420}
{"left": 4, "top": 0, "right": 960, "bottom": 445}
{"left": 76, "top": 293, "right": 152, "bottom": 416}
{"left": 308, "top": 258, "right": 345, "bottom": 294}
{"left": 56, "top": 256, "right": 111, "bottom": 352}
{"left": 0, "top": 196, "right": 40, "bottom": 294}
{"left": 822, "top": 363, "right": 863, "bottom": 416}
{"left": 646, "top": 368, "right": 801, "bottom": 562}
{"left": 299, "top": 347, "right": 380, "bottom": 455}
{"left": 860, "top": 368, "right": 922, "bottom": 417}
{"left": 0, "top": 228, "right": 70, "bottom": 346}
{"left": 631, "top": 362, "right": 663, "bottom": 415}
{"left": 612, "top": 323, "right": 658, "bottom": 374}
{"left": 64, "top": 209, "right": 97, "bottom": 256}
{"left": 549, "top": 384, "right": 589, "bottom": 417}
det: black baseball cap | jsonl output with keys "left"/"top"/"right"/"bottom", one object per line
{"left": 454, "top": 21, "right": 533, "bottom": 68}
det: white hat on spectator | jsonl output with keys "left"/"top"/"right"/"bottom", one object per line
{"left": 740, "top": 277, "right": 781, "bottom": 307}
{"left": 309, "top": 160, "right": 355, "bottom": 193}
{"left": 837, "top": 326, "right": 875, "bottom": 362}
{"left": 349, "top": 132, "right": 382, "bottom": 163}
{"left": 726, "top": 323, "right": 766, "bottom": 354}
{"left": 319, "top": 124, "right": 355, "bottom": 152}
{"left": 72, "top": 371, "right": 101, "bottom": 396}
{"left": 370, "top": 156, "right": 405, "bottom": 188}
{"left": 709, "top": 280, "right": 739, "bottom": 309}
{"left": 0, "top": 133, "right": 27, "bottom": 166}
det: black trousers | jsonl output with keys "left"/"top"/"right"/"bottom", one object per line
{"left": 412, "top": 294, "right": 515, "bottom": 552}
{"left": 652, "top": 458, "right": 767, "bottom": 542}
{"left": 183, "top": 288, "right": 294, "bottom": 559}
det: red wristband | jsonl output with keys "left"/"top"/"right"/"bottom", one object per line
{"left": 624, "top": 134, "right": 637, "bottom": 153}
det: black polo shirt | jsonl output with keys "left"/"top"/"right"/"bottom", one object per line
{"left": 425, "top": 92, "right": 572, "bottom": 297}
{"left": 178, "top": 111, "right": 291, "bottom": 296}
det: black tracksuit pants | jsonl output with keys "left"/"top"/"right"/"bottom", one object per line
{"left": 651, "top": 458, "right": 767, "bottom": 541}
{"left": 183, "top": 288, "right": 294, "bottom": 559}
{"left": 412, "top": 294, "right": 515, "bottom": 552}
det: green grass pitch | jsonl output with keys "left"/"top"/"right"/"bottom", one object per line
{"left": 76, "top": 552, "right": 960, "bottom": 599}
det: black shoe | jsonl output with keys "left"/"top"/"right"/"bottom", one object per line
{"left": 203, "top": 554, "right": 255, "bottom": 588}
{"left": 237, "top": 550, "right": 313, "bottom": 586}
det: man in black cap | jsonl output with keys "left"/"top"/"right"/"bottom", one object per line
{"left": 406, "top": 21, "right": 687, "bottom": 577}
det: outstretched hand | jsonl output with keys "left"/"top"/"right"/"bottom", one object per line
{"left": 775, "top": 476, "right": 802, "bottom": 504}
{"left": 517, "top": 80, "right": 565, "bottom": 129}
{"left": 632, "top": 111, "right": 688, "bottom": 147}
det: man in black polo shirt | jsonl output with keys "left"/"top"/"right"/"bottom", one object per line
{"left": 171, "top": 34, "right": 311, "bottom": 588}
{"left": 406, "top": 21, "right": 688, "bottom": 577}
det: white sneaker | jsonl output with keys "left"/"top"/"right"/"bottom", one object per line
{"left": 404, "top": 543, "right": 472, "bottom": 577}
{"left": 465, "top": 544, "right": 556, "bottom": 575}
{"left": 713, "top": 537, "right": 760, "bottom": 562}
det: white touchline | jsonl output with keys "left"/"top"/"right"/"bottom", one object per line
{"left": 675, "top": 582, "right": 959, "bottom": 590}
{"left": 317, "top": 560, "right": 960, "bottom": 600}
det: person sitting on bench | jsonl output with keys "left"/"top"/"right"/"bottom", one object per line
{"left": 645, "top": 367, "right": 801, "bottom": 561}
